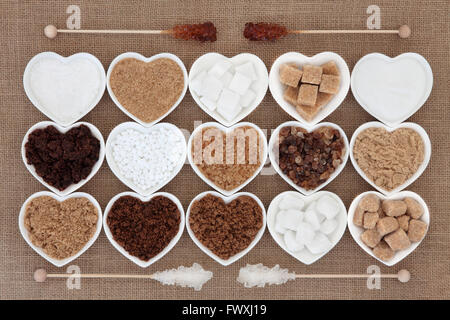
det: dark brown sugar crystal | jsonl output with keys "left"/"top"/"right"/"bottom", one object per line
{"left": 277, "top": 126, "right": 345, "bottom": 190}
{"left": 25, "top": 125, "right": 100, "bottom": 191}
{"left": 172, "top": 22, "right": 217, "bottom": 42}
{"left": 107, "top": 195, "right": 181, "bottom": 261}
{"left": 244, "top": 22, "right": 288, "bottom": 41}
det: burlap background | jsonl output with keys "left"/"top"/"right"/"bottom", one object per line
{"left": 1, "top": 0, "right": 448, "bottom": 300}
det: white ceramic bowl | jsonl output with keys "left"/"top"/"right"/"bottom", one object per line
{"left": 267, "top": 190, "right": 347, "bottom": 265}
{"left": 106, "top": 52, "right": 188, "bottom": 127}
{"left": 186, "top": 191, "right": 266, "bottom": 266}
{"left": 21, "top": 121, "right": 105, "bottom": 196}
{"left": 269, "top": 52, "right": 350, "bottom": 125}
{"left": 349, "top": 121, "right": 431, "bottom": 196}
{"left": 189, "top": 52, "right": 269, "bottom": 127}
{"left": 19, "top": 191, "right": 103, "bottom": 267}
{"left": 23, "top": 52, "right": 106, "bottom": 127}
{"left": 103, "top": 191, "right": 185, "bottom": 268}
{"left": 105, "top": 121, "right": 187, "bottom": 196}
{"left": 268, "top": 121, "right": 349, "bottom": 195}
{"left": 187, "top": 122, "right": 268, "bottom": 196}
{"left": 348, "top": 190, "right": 430, "bottom": 266}
{"left": 351, "top": 53, "right": 433, "bottom": 127}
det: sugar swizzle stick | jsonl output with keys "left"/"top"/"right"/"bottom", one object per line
{"left": 44, "top": 22, "right": 217, "bottom": 42}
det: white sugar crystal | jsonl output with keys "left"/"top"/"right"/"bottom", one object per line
{"left": 320, "top": 219, "right": 338, "bottom": 235}
{"left": 220, "top": 71, "right": 233, "bottom": 87}
{"left": 316, "top": 195, "right": 340, "bottom": 219}
{"left": 304, "top": 208, "right": 321, "bottom": 231}
{"left": 276, "top": 209, "right": 303, "bottom": 231}
{"left": 306, "top": 233, "right": 333, "bottom": 254}
{"left": 237, "top": 264, "right": 296, "bottom": 288}
{"left": 152, "top": 263, "right": 213, "bottom": 291}
{"left": 190, "top": 71, "right": 207, "bottom": 96}
{"left": 295, "top": 222, "right": 315, "bottom": 245}
{"left": 216, "top": 88, "right": 241, "bottom": 121}
{"left": 240, "top": 89, "right": 256, "bottom": 108}
{"left": 208, "top": 60, "right": 232, "bottom": 78}
{"left": 201, "top": 75, "right": 223, "bottom": 101}
{"left": 279, "top": 194, "right": 305, "bottom": 211}
{"left": 235, "top": 61, "right": 257, "bottom": 80}
{"left": 200, "top": 96, "right": 216, "bottom": 111}
{"left": 228, "top": 72, "right": 252, "bottom": 95}
{"left": 284, "top": 230, "right": 304, "bottom": 252}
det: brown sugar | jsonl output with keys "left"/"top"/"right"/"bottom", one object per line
{"left": 109, "top": 57, "right": 184, "bottom": 123}
{"left": 192, "top": 126, "right": 263, "bottom": 191}
{"left": 189, "top": 194, "right": 263, "bottom": 260}
{"left": 24, "top": 196, "right": 98, "bottom": 260}
{"left": 352, "top": 127, "right": 425, "bottom": 191}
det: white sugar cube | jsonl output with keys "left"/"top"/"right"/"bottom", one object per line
{"left": 228, "top": 72, "right": 252, "bottom": 95}
{"left": 284, "top": 230, "right": 304, "bottom": 252}
{"left": 208, "top": 60, "right": 233, "bottom": 78}
{"left": 316, "top": 195, "right": 340, "bottom": 220}
{"left": 320, "top": 219, "right": 338, "bottom": 235}
{"left": 251, "top": 80, "right": 263, "bottom": 92}
{"left": 201, "top": 75, "right": 223, "bottom": 101}
{"left": 304, "top": 208, "right": 321, "bottom": 231}
{"left": 220, "top": 71, "right": 233, "bottom": 87}
{"left": 279, "top": 194, "right": 305, "bottom": 211}
{"left": 306, "top": 233, "right": 332, "bottom": 254}
{"left": 235, "top": 61, "right": 257, "bottom": 80}
{"left": 216, "top": 88, "right": 241, "bottom": 121}
{"left": 190, "top": 71, "right": 207, "bottom": 96}
{"left": 240, "top": 89, "right": 256, "bottom": 108}
{"left": 200, "top": 96, "right": 216, "bottom": 111}
{"left": 275, "top": 218, "right": 288, "bottom": 234}
{"left": 295, "top": 222, "right": 315, "bottom": 245}
{"left": 276, "top": 209, "right": 303, "bottom": 231}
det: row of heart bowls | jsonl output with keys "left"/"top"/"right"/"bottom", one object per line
{"left": 19, "top": 50, "right": 433, "bottom": 269}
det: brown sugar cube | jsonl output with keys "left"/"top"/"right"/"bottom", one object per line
{"left": 363, "top": 211, "right": 379, "bottom": 229}
{"left": 382, "top": 200, "right": 407, "bottom": 217}
{"left": 404, "top": 197, "right": 424, "bottom": 219}
{"left": 295, "top": 104, "right": 320, "bottom": 122}
{"left": 360, "top": 229, "right": 382, "bottom": 248}
{"left": 385, "top": 229, "right": 411, "bottom": 251}
{"left": 353, "top": 205, "right": 365, "bottom": 227}
{"left": 301, "top": 65, "right": 323, "bottom": 85}
{"left": 373, "top": 240, "right": 395, "bottom": 262}
{"left": 297, "top": 84, "right": 318, "bottom": 107}
{"left": 397, "top": 215, "right": 411, "bottom": 231}
{"left": 283, "top": 86, "right": 299, "bottom": 105}
{"left": 376, "top": 217, "right": 399, "bottom": 236}
{"left": 315, "top": 92, "right": 333, "bottom": 108}
{"left": 321, "top": 61, "right": 340, "bottom": 76}
{"left": 280, "top": 64, "right": 303, "bottom": 87}
{"left": 319, "top": 74, "right": 340, "bottom": 94}
{"left": 408, "top": 219, "right": 428, "bottom": 242}
{"left": 378, "top": 206, "right": 386, "bottom": 219}
{"left": 359, "top": 194, "right": 380, "bottom": 212}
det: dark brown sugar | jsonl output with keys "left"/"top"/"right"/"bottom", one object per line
{"left": 25, "top": 125, "right": 100, "bottom": 191}
{"left": 189, "top": 194, "right": 263, "bottom": 260}
{"left": 107, "top": 195, "right": 181, "bottom": 261}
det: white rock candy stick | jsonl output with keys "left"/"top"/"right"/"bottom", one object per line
{"left": 237, "top": 263, "right": 410, "bottom": 288}
{"left": 34, "top": 263, "right": 213, "bottom": 291}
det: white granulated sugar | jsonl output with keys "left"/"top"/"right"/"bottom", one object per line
{"left": 237, "top": 264, "right": 296, "bottom": 288}
{"left": 152, "top": 263, "right": 213, "bottom": 291}
{"left": 28, "top": 57, "right": 102, "bottom": 123}
{"left": 111, "top": 127, "right": 185, "bottom": 191}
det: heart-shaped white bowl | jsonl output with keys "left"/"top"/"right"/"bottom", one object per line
{"left": 350, "top": 121, "right": 431, "bottom": 196}
{"left": 269, "top": 52, "right": 350, "bottom": 125}
{"left": 268, "top": 121, "right": 349, "bottom": 195}
{"left": 106, "top": 52, "right": 188, "bottom": 127}
{"left": 23, "top": 52, "right": 106, "bottom": 127}
{"left": 21, "top": 121, "right": 105, "bottom": 196}
{"left": 267, "top": 191, "right": 347, "bottom": 265}
{"left": 19, "top": 191, "right": 103, "bottom": 267}
{"left": 348, "top": 190, "right": 430, "bottom": 266}
{"left": 103, "top": 191, "right": 185, "bottom": 268}
{"left": 351, "top": 53, "right": 433, "bottom": 127}
{"left": 105, "top": 122, "right": 187, "bottom": 196}
{"left": 187, "top": 122, "right": 268, "bottom": 196}
{"left": 189, "top": 52, "right": 269, "bottom": 127}
{"left": 186, "top": 191, "right": 266, "bottom": 266}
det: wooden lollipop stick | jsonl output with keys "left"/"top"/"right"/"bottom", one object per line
{"left": 294, "top": 269, "right": 410, "bottom": 283}
{"left": 34, "top": 269, "right": 156, "bottom": 282}
{"left": 289, "top": 29, "right": 401, "bottom": 35}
